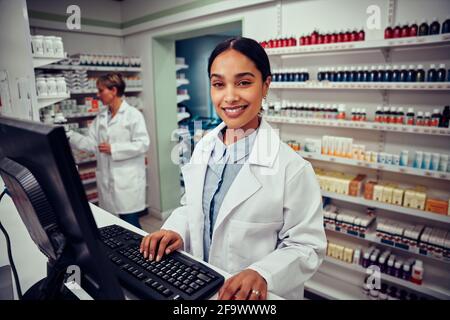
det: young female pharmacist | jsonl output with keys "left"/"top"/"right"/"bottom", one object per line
{"left": 140, "top": 37, "right": 327, "bottom": 300}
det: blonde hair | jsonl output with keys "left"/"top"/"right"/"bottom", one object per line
{"left": 96, "top": 73, "right": 126, "bottom": 97}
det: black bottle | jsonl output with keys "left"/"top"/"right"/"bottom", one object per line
{"left": 429, "top": 18, "right": 440, "bottom": 35}
{"left": 383, "top": 65, "right": 392, "bottom": 82}
{"left": 369, "top": 66, "right": 378, "bottom": 82}
{"left": 436, "top": 64, "right": 446, "bottom": 82}
{"left": 303, "top": 69, "right": 309, "bottom": 81}
{"left": 439, "top": 106, "right": 450, "bottom": 128}
{"left": 392, "top": 65, "right": 400, "bottom": 82}
{"left": 399, "top": 65, "right": 408, "bottom": 82}
{"left": 351, "top": 67, "right": 358, "bottom": 82}
{"left": 336, "top": 67, "right": 343, "bottom": 82}
{"left": 362, "top": 66, "right": 370, "bottom": 82}
{"left": 406, "top": 65, "right": 417, "bottom": 82}
{"left": 418, "top": 20, "right": 429, "bottom": 36}
{"left": 443, "top": 17, "right": 450, "bottom": 34}
{"left": 342, "top": 67, "right": 350, "bottom": 82}
{"left": 356, "top": 67, "right": 364, "bottom": 82}
{"left": 318, "top": 68, "right": 324, "bottom": 81}
{"left": 416, "top": 64, "right": 425, "bottom": 82}
{"left": 427, "top": 64, "right": 437, "bottom": 82}
{"left": 376, "top": 66, "right": 385, "bottom": 82}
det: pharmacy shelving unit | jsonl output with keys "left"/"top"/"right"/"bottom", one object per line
{"left": 270, "top": 81, "right": 450, "bottom": 91}
{"left": 324, "top": 256, "right": 450, "bottom": 300}
{"left": 35, "top": 59, "right": 145, "bottom": 208}
{"left": 37, "top": 93, "right": 71, "bottom": 110}
{"left": 32, "top": 54, "right": 67, "bottom": 69}
{"left": 324, "top": 225, "right": 450, "bottom": 265}
{"left": 265, "top": 115, "right": 450, "bottom": 136}
{"left": 266, "top": 34, "right": 450, "bottom": 300}
{"left": 297, "top": 151, "right": 450, "bottom": 181}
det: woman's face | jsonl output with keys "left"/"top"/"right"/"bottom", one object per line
{"left": 210, "top": 49, "right": 270, "bottom": 130}
{"left": 96, "top": 84, "right": 116, "bottom": 106}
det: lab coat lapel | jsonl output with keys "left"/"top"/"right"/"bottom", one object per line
{"left": 212, "top": 119, "right": 280, "bottom": 234}
{"left": 212, "top": 163, "right": 261, "bottom": 234}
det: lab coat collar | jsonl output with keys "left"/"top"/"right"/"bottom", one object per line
{"left": 201, "top": 118, "right": 280, "bottom": 168}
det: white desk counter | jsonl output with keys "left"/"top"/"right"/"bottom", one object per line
{"left": 0, "top": 185, "right": 282, "bottom": 300}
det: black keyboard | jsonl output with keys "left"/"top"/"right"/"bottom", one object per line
{"left": 99, "top": 224, "right": 224, "bottom": 300}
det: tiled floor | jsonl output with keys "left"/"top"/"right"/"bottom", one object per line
{"left": 139, "top": 213, "right": 165, "bottom": 234}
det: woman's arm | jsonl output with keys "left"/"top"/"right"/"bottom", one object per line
{"left": 110, "top": 112, "right": 150, "bottom": 161}
{"left": 67, "top": 118, "right": 99, "bottom": 154}
{"left": 247, "top": 163, "right": 327, "bottom": 297}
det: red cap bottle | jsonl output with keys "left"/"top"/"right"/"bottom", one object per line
{"left": 393, "top": 25, "right": 401, "bottom": 38}
{"left": 409, "top": 21, "right": 418, "bottom": 37}
{"left": 358, "top": 28, "right": 365, "bottom": 41}
{"left": 337, "top": 30, "right": 344, "bottom": 42}
{"left": 311, "top": 30, "right": 319, "bottom": 45}
{"left": 304, "top": 35, "right": 311, "bottom": 45}
{"left": 330, "top": 32, "right": 337, "bottom": 43}
{"left": 350, "top": 30, "right": 358, "bottom": 42}
{"left": 400, "top": 23, "right": 410, "bottom": 37}
{"left": 300, "top": 35, "right": 305, "bottom": 46}
{"left": 343, "top": 29, "right": 350, "bottom": 42}
{"left": 324, "top": 32, "right": 331, "bottom": 44}
{"left": 317, "top": 34, "right": 324, "bottom": 44}
{"left": 384, "top": 26, "right": 393, "bottom": 39}
{"left": 268, "top": 39, "right": 274, "bottom": 48}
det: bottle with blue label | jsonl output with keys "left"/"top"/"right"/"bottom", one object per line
{"left": 443, "top": 16, "right": 450, "bottom": 34}
{"left": 317, "top": 67, "right": 324, "bottom": 81}
{"left": 429, "top": 17, "right": 440, "bottom": 35}
{"left": 342, "top": 66, "right": 349, "bottom": 82}
{"left": 376, "top": 65, "right": 385, "bottom": 82}
{"left": 329, "top": 67, "right": 337, "bottom": 81}
{"left": 362, "top": 66, "right": 369, "bottom": 82}
{"left": 391, "top": 65, "right": 400, "bottom": 82}
{"left": 407, "top": 65, "right": 417, "bottom": 82}
{"left": 436, "top": 64, "right": 446, "bottom": 82}
{"left": 350, "top": 66, "right": 357, "bottom": 82}
{"left": 383, "top": 65, "right": 392, "bottom": 82}
{"left": 399, "top": 65, "right": 408, "bottom": 82}
{"left": 369, "top": 66, "right": 378, "bottom": 82}
{"left": 355, "top": 66, "right": 362, "bottom": 82}
{"left": 335, "top": 66, "right": 343, "bottom": 82}
{"left": 427, "top": 64, "right": 437, "bottom": 82}
{"left": 416, "top": 64, "right": 425, "bottom": 82}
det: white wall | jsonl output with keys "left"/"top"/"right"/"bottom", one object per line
{"left": 0, "top": 0, "right": 38, "bottom": 120}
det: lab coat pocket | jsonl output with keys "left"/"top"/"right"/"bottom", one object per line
{"left": 227, "top": 219, "right": 282, "bottom": 273}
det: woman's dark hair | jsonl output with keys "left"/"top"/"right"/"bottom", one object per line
{"left": 207, "top": 37, "right": 271, "bottom": 82}
{"left": 97, "top": 73, "right": 126, "bottom": 97}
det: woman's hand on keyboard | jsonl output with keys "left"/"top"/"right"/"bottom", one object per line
{"left": 140, "top": 229, "right": 183, "bottom": 262}
{"left": 218, "top": 269, "right": 268, "bottom": 300}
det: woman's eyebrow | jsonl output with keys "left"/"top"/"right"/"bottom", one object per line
{"left": 210, "top": 72, "right": 256, "bottom": 79}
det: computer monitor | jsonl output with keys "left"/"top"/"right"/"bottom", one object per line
{"left": 0, "top": 116, "right": 124, "bottom": 300}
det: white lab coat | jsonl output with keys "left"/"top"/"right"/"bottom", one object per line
{"left": 68, "top": 100, "right": 150, "bottom": 214}
{"left": 163, "top": 118, "right": 327, "bottom": 299}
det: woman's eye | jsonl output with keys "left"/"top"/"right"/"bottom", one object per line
{"left": 238, "top": 80, "right": 252, "bottom": 86}
{"left": 212, "top": 82, "right": 224, "bottom": 88}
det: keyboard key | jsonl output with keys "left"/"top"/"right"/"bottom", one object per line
{"left": 186, "top": 288, "right": 194, "bottom": 295}
{"left": 197, "top": 273, "right": 212, "bottom": 283}
{"left": 179, "top": 284, "right": 188, "bottom": 291}
{"left": 195, "top": 279, "right": 205, "bottom": 286}
{"left": 173, "top": 281, "right": 181, "bottom": 287}
{"left": 189, "top": 283, "right": 199, "bottom": 290}
{"left": 168, "top": 278, "right": 175, "bottom": 284}
{"left": 162, "top": 289, "right": 172, "bottom": 297}
{"left": 156, "top": 285, "right": 165, "bottom": 292}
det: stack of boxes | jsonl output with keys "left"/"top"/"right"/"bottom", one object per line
{"left": 316, "top": 169, "right": 366, "bottom": 197}
{"left": 323, "top": 205, "right": 375, "bottom": 238}
{"left": 364, "top": 180, "right": 449, "bottom": 215}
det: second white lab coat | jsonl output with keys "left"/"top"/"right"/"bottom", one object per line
{"left": 68, "top": 100, "right": 150, "bottom": 214}
{"left": 162, "top": 118, "right": 327, "bottom": 299}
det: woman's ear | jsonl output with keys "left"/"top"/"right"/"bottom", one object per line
{"left": 262, "top": 76, "right": 272, "bottom": 97}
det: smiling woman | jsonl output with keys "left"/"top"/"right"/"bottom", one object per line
{"left": 141, "top": 37, "right": 327, "bottom": 300}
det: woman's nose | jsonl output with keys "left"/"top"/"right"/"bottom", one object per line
{"left": 224, "top": 88, "right": 239, "bottom": 105}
